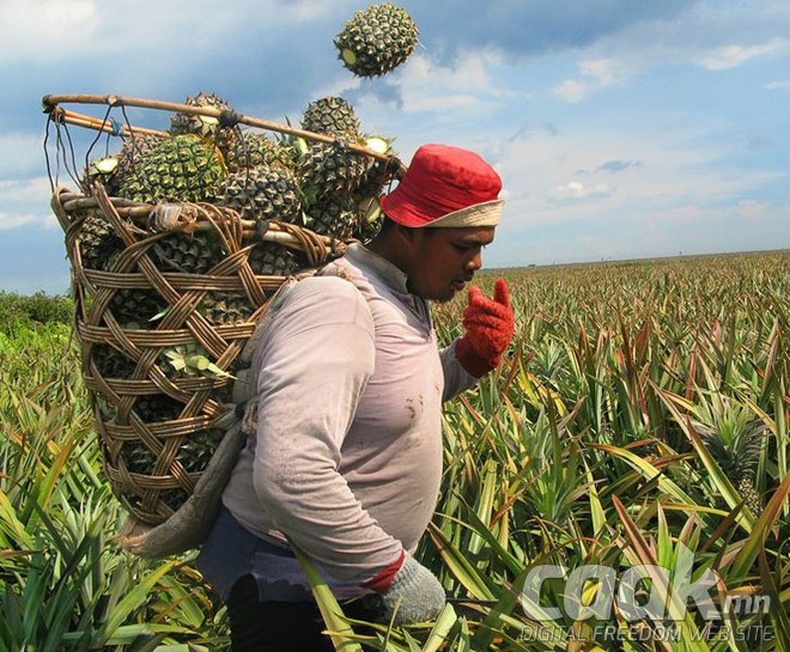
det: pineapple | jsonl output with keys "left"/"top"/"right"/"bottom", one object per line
{"left": 83, "top": 132, "right": 165, "bottom": 197}
{"left": 247, "top": 241, "right": 306, "bottom": 277}
{"left": 106, "top": 133, "right": 165, "bottom": 196}
{"left": 355, "top": 195, "right": 385, "bottom": 242}
{"left": 736, "top": 474, "right": 763, "bottom": 517}
{"left": 224, "top": 130, "right": 296, "bottom": 173}
{"left": 696, "top": 417, "right": 767, "bottom": 515}
{"left": 152, "top": 230, "right": 225, "bottom": 274}
{"left": 352, "top": 135, "right": 398, "bottom": 200}
{"left": 334, "top": 3, "right": 419, "bottom": 78}
{"left": 216, "top": 163, "right": 303, "bottom": 225}
{"left": 121, "top": 427, "right": 226, "bottom": 513}
{"left": 300, "top": 96, "right": 360, "bottom": 138}
{"left": 170, "top": 91, "right": 239, "bottom": 157}
{"left": 107, "top": 289, "right": 168, "bottom": 326}
{"left": 198, "top": 291, "right": 257, "bottom": 326}
{"left": 119, "top": 134, "right": 227, "bottom": 204}
{"left": 119, "top": 423, "right": 223, "bottom": 514}
{"left": 304, "top": 193, "right": 360, "bottom": 241}
{"left": 91, "top": 343, "right": 137, "bottom": 380}
{"left": 132, "top": 393, "right": 185, "bottom": 424}
{"left": 78, "top": 211, "right": 124, "bottom": 270}
{"left": 298, "top": 140, "right": 370, "bottom": 197}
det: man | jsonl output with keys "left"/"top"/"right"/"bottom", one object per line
{"left": 196, "top": 143, "right": 515, "bottom": 650}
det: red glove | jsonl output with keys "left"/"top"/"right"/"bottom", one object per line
{"left": 455, "top": 278, "right": 515, "bottom": 377}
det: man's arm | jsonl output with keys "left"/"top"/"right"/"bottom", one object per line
{"left": 251, "top": 276, "right": 404, "bottom": 584}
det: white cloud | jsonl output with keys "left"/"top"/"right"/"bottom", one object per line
{"left": 552, "top": 58, "right": 632, "bottom": 103}
{"left": 547, "top": 181, "right": 614, "bottom": 203}
{"left": 496, "top": 115, "right": 786, "bottom": 233}
{"left": 694, "top": 37, "right": 790, "bottom": 70}
{"left": 0, "top": 132, "right": 48, "bottom": 177}
{"left": 396, "top": 49, "right": 519, "bottom": 114}
{"left": 765, "top": 79, "right": 790, "bottom": 90}
{"left": 553, "top": 79, "right": 588, "bottom": 103}
{"left": 0, "top": 177, "right": 52, "bottom": 204}
{"left": 0, "top": 0, "right": 98, "bottom": 62}
{"left": 737, "top": 200, "right": 769, "bottom": 220}
{"left": 0, "top": 212, "right": 37, "bottom": 230}
{"left": 0, "top": 178, "right": 56, "bottom": 230}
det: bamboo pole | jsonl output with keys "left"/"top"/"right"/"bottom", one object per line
{"left": 42, "top": 93, "right": 400, "bottom": 166}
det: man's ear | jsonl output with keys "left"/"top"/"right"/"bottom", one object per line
{"left": 392, "top": 222, "right": 421, "bottom": 248}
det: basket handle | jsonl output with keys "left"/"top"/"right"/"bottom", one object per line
{"left": 42, "top": 93, "right": 406, "bottom": 174}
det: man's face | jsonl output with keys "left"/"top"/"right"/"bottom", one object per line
{"left": 405, "top": 226, "right": 496, "bottom": 302}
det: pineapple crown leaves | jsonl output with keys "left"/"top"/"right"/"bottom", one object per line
{"left": 694, "top": 417, "right": 768, "bottom": 477}
{"left": 163, "top": 344, "right": 235, "bottom": 380}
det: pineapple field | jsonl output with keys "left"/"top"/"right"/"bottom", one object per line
{"left": 9, "top": 3, "right": 788, "bottom": 649}
{"left": 1, "top": 251, "right": 788, "bottom": 651}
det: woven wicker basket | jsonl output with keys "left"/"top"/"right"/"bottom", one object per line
{"left": 44, "top": 93, "right": 400, "bottom": 525}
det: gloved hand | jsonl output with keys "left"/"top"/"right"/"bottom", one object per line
{"left": 365, "top": 553, "right": 446, "bottom": 625}
{"left": 455, "top": 277, "right": 515, "bottom": 377}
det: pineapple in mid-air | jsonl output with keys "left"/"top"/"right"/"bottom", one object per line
{"left": 334, "top": 3, "right": 419, "bottom": 77}
{"left": 119, "top": 134, "right": 227, "bottom": 204}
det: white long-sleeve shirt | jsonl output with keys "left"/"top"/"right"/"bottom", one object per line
{"left": 220, "top": 243, "right": 477, "bottom": 587}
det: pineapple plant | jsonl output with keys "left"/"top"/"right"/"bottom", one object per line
{"left": 215, "top": 162, "right": 303, "bottom": 225}
{"left": 334, "top": 3, "right": 419, "bottom": 77}
{"left": 695, "top": 415, "right": 768, "bottom": 515}
{"left": 300, "top": 96, "right": 360, "bottom": 138}
{"left": 118, "top": 133, "right": 227, "bottom": 204}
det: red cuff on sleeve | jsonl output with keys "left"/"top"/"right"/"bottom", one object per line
{"left": 361, "top": 550, "right": 405, "bottom": 593}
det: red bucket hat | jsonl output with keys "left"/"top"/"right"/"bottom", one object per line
{"left": 380, "top": 143, "right": 504, "bottom": 228}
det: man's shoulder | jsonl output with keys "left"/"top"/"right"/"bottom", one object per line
{"left": 274, "top": 270, "right": 373, "bottom": 330}
{"left": 291, "top": 270, "right": 363, "bottom": 301}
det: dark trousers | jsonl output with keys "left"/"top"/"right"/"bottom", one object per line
{"left": 227, "top": 574, "right": 383, "bottom": 651}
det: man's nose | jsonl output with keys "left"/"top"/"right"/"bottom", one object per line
{"left": 465, "top": 250, "right": 483, "bottom": 271}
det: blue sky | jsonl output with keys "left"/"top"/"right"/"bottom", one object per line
{"left": 1, "top": 0, "right": 788, "bottom": 295}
